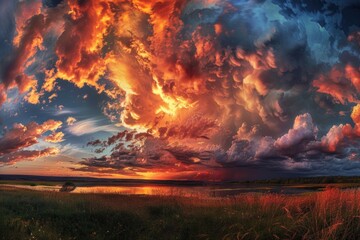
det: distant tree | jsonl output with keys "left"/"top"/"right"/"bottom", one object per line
{"left": 60, "top": 181, "right": 76, "bottom": 192}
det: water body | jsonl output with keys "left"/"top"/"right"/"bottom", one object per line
{"left": 2, "top": 183, "right": 321, "bottom": 197}
{"left": 74, "top": 185, "right": 322, "bottom": 197}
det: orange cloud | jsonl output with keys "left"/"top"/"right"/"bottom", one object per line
{"left": 5, "top": 0, "right": 360, "bottom": 178}
{"left": 12, "top": 0, "right": 42, "bottom": 47}
{"left": 0, "top": 148, "right": 59, "bottom": 165}
{"left": 0, "top": 84, "right": 6, "bottom": 106}
{"left": 0, "top": 119, "right": 62, "bottom": 155}
{"left": 321, "top": 125, "right": 347, "bottom": 152}
{"left": 51, "top": 0, "right": 115, "bottom": 91}
{"left": 2, "top": 0, "right": 286, "bottom": 140}
{"left": 346, "top": 65, "right": 360, "bottom": 92}
{"left": 321, "top": 104, "right": 360, "bottom": 152}
{"left": 348, "top": 31, "right": 360, "bottom": 47}
{"left": 0, "top": 119, "right": 62, "bottom": 165}
{"left": 0, "top": 0, "right": 65, "bottom": 106}
{"left": 66, "top": 117, "right": 77, "bottom": 126}
{"left": 45, "top": 131, "right": 65, "bottom": 143}
{"left": 2, "top": 8, "right": 44, "bottom": 102}
{"left": 313, "top": 65, "right": 360, "bottom": 104}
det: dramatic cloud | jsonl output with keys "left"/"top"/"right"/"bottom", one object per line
{"left": 0, "top": 0, "right": 64, "bottom": 106}
{"left": 275, "top": 113, "right": 317, "bottom": 150}
{"left": 1, "top": 0, "right": 360, "bottom": 179}
{"left": 313, "top": 65, "right": 360, "bottom": 104}
{"left": 0, "top": 148, "right": 60, "bottom": 165}
{"left": 0, "top": 119, "right": 62, "bottom": 154}
{"left": 0, "top": 119, "right": 62, "bottom": 164}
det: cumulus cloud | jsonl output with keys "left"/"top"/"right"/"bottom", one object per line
{"left": 44, "top": 131, "right": 64, "bottom": 143}
{"left": 321, "top": 124, "right": 347, "bottom": 152}
{"left": 66, "top": 116, "right": 76, "bottom": 126}
{"left": 320, "top": 104, "right": 360, "bottom": 153}
{"left": 275, "top": 113, "right": 318, "bottom": 149}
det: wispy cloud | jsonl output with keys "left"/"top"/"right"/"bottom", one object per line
{"left": 53, "top": 105, "right": 75, "bottom": 116}
{"left": 67, "top": 118, "right": 120, "bottom": 136}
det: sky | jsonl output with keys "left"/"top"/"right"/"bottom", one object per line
{"left": 0, "top": 0, "right": 360, "bottom": 181}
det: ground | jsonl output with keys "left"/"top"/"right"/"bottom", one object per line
{"left": 2, "top": 186, "right": 360, "bottom": 240}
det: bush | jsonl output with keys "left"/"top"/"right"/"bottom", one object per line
{"left": 59, "top": 182, "right": 76, "bottom": 192}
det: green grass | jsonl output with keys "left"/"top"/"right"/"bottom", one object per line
{"left": 2, "top": 186, "right": 360, "bottom": 240}
{"left": 0, "top": 180, "right": 61, "bottom": 186}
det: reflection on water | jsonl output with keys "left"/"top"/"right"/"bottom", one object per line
{"left": 73, "top": 186, "right": 210, "bottom": 197}
{"left": 1, "top": 184, "right": 61, "bottom": 192}
{"left": 2, "top": 183, "right": 320, "bottom": 197}
{"left": 74, "top": 185, "right": 321, "bottom": 197}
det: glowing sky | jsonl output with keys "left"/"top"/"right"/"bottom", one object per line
{"left": 1, "top": 0, "right": 360, "bottom": 180}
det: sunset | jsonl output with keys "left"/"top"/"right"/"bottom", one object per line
{"left": 1, "top": 0, "right": 360, "bottom": 239}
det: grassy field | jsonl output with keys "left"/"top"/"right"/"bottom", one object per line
{"left": 1, "top": 186, "right": 360, "bottom": 240}
{"left": 0, "top": 180, "right": 61, "bottom": 186}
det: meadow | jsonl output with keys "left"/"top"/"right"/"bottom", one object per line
{"left": 2, "top": 186, "right": 360, "bottom": 240}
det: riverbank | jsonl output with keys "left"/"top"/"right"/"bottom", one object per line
{"left": 4, "top": 179, "right": 360, "bottom": 197}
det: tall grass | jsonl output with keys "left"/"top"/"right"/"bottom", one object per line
{"left": 1, "top": 186, "right": 360, "bottom": 239}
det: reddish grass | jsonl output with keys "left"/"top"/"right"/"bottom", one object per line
{"left": 2, "top": 186, "right": 360, "bottom": 239}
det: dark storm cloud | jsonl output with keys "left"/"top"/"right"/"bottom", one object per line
{"left": 42, "top": 0, "right": 64, "bottom": 8}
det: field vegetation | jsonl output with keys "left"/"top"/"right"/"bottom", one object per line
{"left": 2, "top": 186, "right": 360, "bottom": 239}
